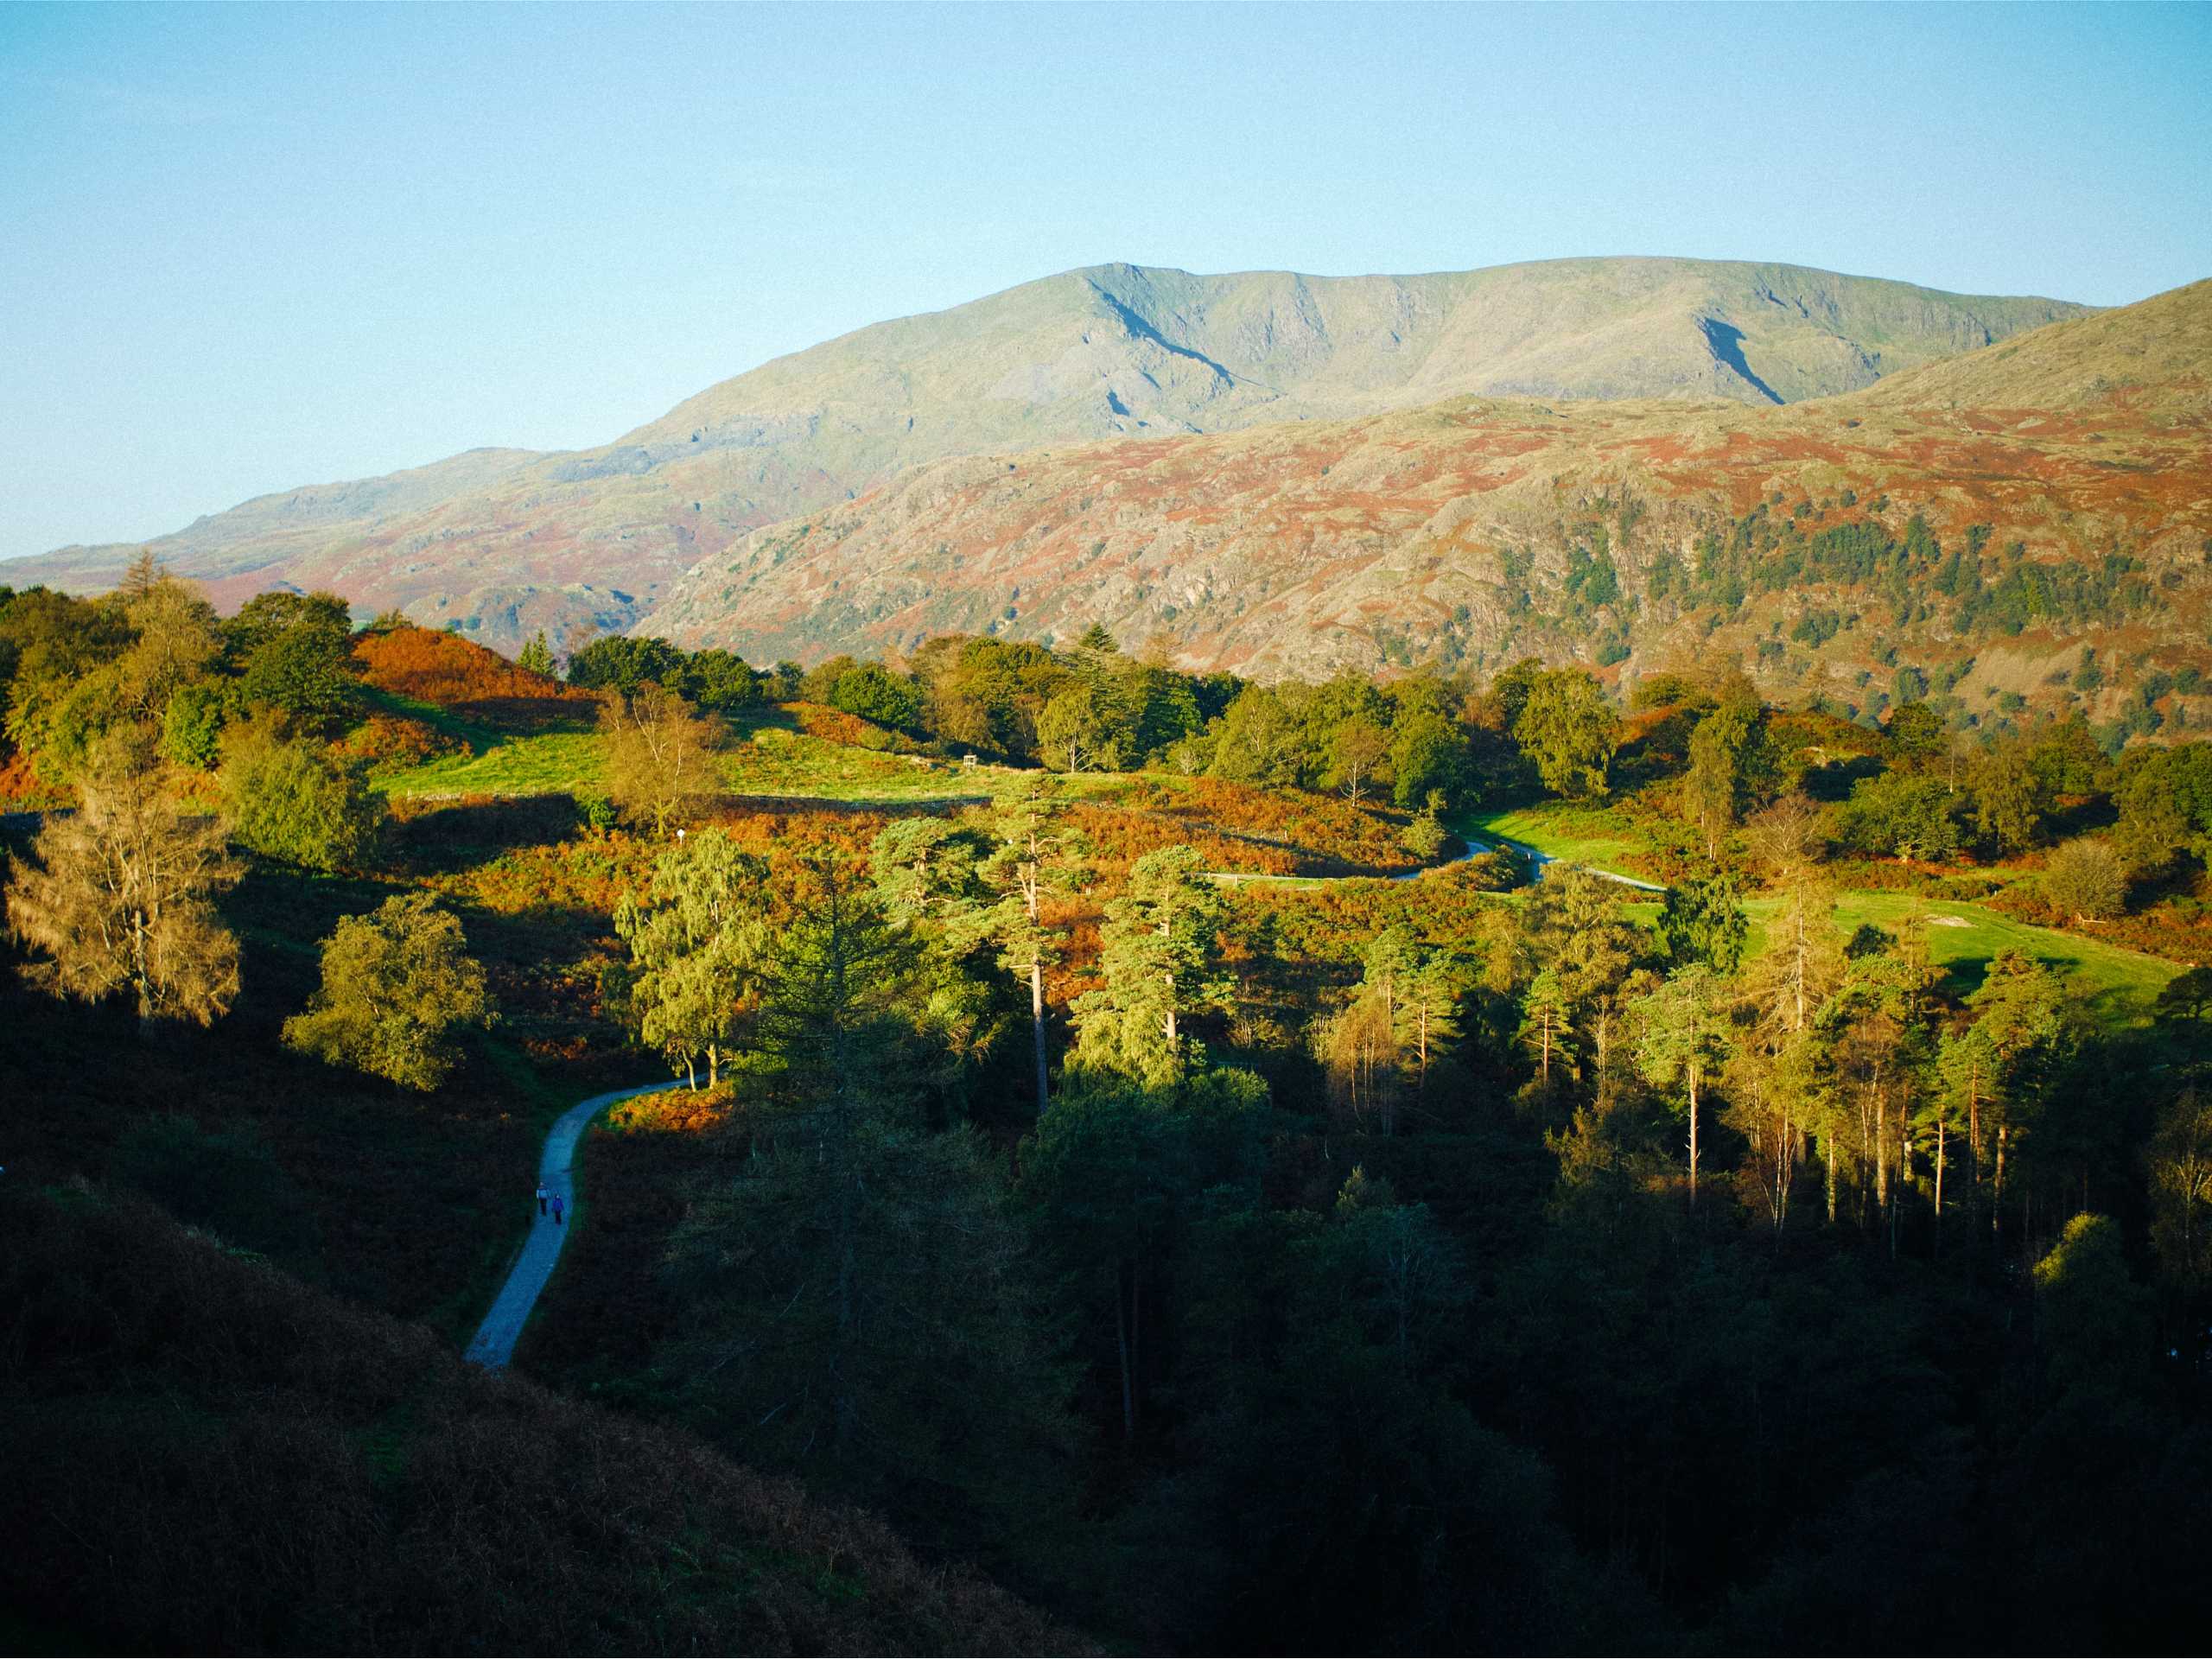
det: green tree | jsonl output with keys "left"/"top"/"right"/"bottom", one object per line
{"left": 1036, "top": 678, "right": 1128, "bottom": 772}
{"left": 976, "top": 782, "right": 1084, "bottom": 1112}
{"left": 1680, "top": 679, "right": 1773, "bottom": 855}
{"left": 118, "top": 569, "right": 222, "bottom": 717}
{"left": 283, "top": 893, "right": 493, "bottom": 1090}
{"left": 1326, "top": 715, "right": 1391, "bottom": 806}
{"left": 160, "top": 680, "right": 232, "bottom": 770}
{"left": 2041, "top": 836, "right": 2126, "bottom": 922}
{"left": 240, "top": 625, "right": 359, "bottom": 728}
{"left": 1632, "top": 963, "right": 1734, "bottom": 1202}
{"left": 516, "top": 631, "right": 556, "bottom": 677}
{"left": 613, "top": 830, "right": 766, "bottom": 1088}
{"left": 1071, "top": 846, "right": 1232, "bottom": 1086}
{"left": 600, "top": 683, "right": 722, "bottom": 839}
{"left": 1512, "top": 668, "right": 1620, "bottom": 799}
{"left": 1656, "top": 865, "right": 1748, "bottom": 974}
{"left": 1883, "top": 700, "right": 1948, "bottom": 770}
{"left": 829, "top": 662, "right": 923, "bottom": 730}
{"left": 662, "top": 855, "right": 1079, "bottom": 1567}
{"left": 218, "top": 715, "right": 385, "bottom": 871}
{"left": 2148, "top": 1090, "right": 2212, "bottom": 1300}
{"left": 1835, "top": 771, "right": 1964, "bottom": 863}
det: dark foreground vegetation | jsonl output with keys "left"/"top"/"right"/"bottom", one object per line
{"left": 8, "top": 563, "right": 2212, "bottom": 1653}
{"left": 0, "top": 1182, "right": 1082, "bottom": 1655}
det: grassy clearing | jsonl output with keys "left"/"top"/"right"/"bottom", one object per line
{"left": 1465, "top": 804, "right": 1656, "bottom": 872}
{"left": 725, "top": 727, "right": 1009, "bottom": 802}
{"left": 1463, "top": 806, "right": 2176, "bottom": 1026}
{"left": 1806, "top": 891, "right": 2175, "bottom": 1026}
{"left": 376, "top": 730, "right": 605, "bottom": 798}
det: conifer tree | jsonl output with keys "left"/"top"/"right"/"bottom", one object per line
{"left": 1071, "top": 845, "right": 1231, "bottom": 1086}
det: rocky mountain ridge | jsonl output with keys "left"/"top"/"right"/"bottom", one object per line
{"left": 4, "top": 257, "right": 2085, "bottom": 650}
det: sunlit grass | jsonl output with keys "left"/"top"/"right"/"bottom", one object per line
{"left": 1465, "top": 803, "right": 1654, "bottom": 871}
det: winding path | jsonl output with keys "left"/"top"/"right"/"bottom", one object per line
{"left": 463, "top": 1078, "right": 686, "bottom": 1370}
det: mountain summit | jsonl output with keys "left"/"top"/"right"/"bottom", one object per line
{"left": 6, "top": 257, "right": 2084, "bottom": 649}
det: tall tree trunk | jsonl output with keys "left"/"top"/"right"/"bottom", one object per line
{"left": 1687, "top": 1067, "right": 1700, "bottom": 1206}
{"left": 1934, "top": 1119, "right": 1947, "bottom": 1255}
{"left": 1029, "top": 959, "right": 1049, "bottom": 1112}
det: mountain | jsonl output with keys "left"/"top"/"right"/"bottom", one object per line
{"left": 3, "top": 258, "right": 2085, "bottom": 651}
{"left": 649, "top": 280, "right": 2212, "bottom": 725}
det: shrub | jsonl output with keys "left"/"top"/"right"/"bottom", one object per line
{"left": 2042, "top": 836, "right": 2127, "bottom": 922}
{"left": 340, "top": 713, "right": 465, "bottom": 772}
{"left": 283, "top": 893, "right": 494, "bottom": 1091}
{"left": 219, "top": 715, "right": 385, "bottom": 871}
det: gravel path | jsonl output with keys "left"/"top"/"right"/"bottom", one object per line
{"left": 463, "top": 1078, "right": 685, "bottom": 1370}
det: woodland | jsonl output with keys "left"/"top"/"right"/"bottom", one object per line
{"left": 6, "top": 557, "right": 2212, "bottom": 1654}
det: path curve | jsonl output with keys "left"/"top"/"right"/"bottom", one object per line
{"left": 463, "top": 1078, "right": 686, "bottom": 1369}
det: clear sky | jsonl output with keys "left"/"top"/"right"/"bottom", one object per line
{"left": 3, "top": 1, "right": 2208, "bottom": 561}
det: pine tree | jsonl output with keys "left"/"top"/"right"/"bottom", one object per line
{"left": 1071, "top": 846, "right": 1232, "bottom": 1086}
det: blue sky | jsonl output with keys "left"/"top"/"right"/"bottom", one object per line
{"left": 3, "top": 1, "right": 2208, "bottom": 560}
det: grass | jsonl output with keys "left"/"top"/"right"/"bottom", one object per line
{"left": 1461, "top": 805, "right": 2177, "bottom": 1026}
{"left": 1465, "top": 803, "right": 1656, "bottom": 873}
{"left": 375, "top": 716, "right": 1136, "bottom": 808}
{"left": 1811, "top": 890, "right": 2176, "bottom": 1027}
{"left": 376, "top": 730, "right": 606, "bottom": 798}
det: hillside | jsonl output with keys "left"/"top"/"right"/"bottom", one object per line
{"left": 2, "top": 1182, "right": 1083, "bottom": 1656}
{"left": 3, "top": 258, "right": 2082, "bottom": 651}
{"left": 650, "top": 280, "right": 2212, "bottom": 716}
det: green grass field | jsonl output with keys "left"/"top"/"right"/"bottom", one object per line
{"left": 1474, "top": 803, "right": 2177, "bottom": 1026}
{"left": 376, "top": 730, "right": 606, "bottom": 798}
{"left": 1465, "top": 804, "right": 1655, "bottom": 872}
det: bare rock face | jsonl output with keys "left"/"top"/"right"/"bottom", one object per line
{"left": 5, "top": 257, "right": 2084, "bottom": 652}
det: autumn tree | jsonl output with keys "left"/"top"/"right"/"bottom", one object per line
{"left": 283, "top": 893, "right": 493, "bottom": 1090}
{"left": 601, "top": 683, "right": 722, "bottom": 838}
{"left": 4, "top": 723, "right": 240, "bottom": 1033}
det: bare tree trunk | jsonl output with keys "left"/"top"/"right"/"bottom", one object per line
{"left": 1687, "top": 1067, "right": 1700, "bottom": 1206}
{"left": 1029, "top": 959, "right": 1048, "bottom": 1112}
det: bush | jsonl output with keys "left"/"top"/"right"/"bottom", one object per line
{"left": 283, "top": 893, "right": 494, "bottom": 1090}
{"left": 2043, "top": 836, "right": 2127, "bottom": 922}
{"left": 219, "top": 716, "right": 385, "bottom": 871}
{"left": 340, "top": 713, "right": 466, "bottom": 772}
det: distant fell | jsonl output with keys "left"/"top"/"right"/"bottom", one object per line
{"left": 1853, "top": 276, "right": 2212, "bottom": 416}
{"left": 3, "top": 257, "right": 2085, "bottom": 649}
{"left": 648, "top": 277, "right": 2212, "bottom": 719}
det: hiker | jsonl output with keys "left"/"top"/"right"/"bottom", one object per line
{"left": 551, "top": 1192, "right": 564, "bottom": 1227}
{"left": 536, "top": 1182, "right": 549, "bottom": 1216}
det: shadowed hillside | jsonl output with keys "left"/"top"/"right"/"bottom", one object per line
{"left": 0, "top": 1181, "right": 1087, "bottom": 1656}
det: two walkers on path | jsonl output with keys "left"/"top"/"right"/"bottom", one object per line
{"left": 534, "top": 1182, "right": 564, "bottom": 1225}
